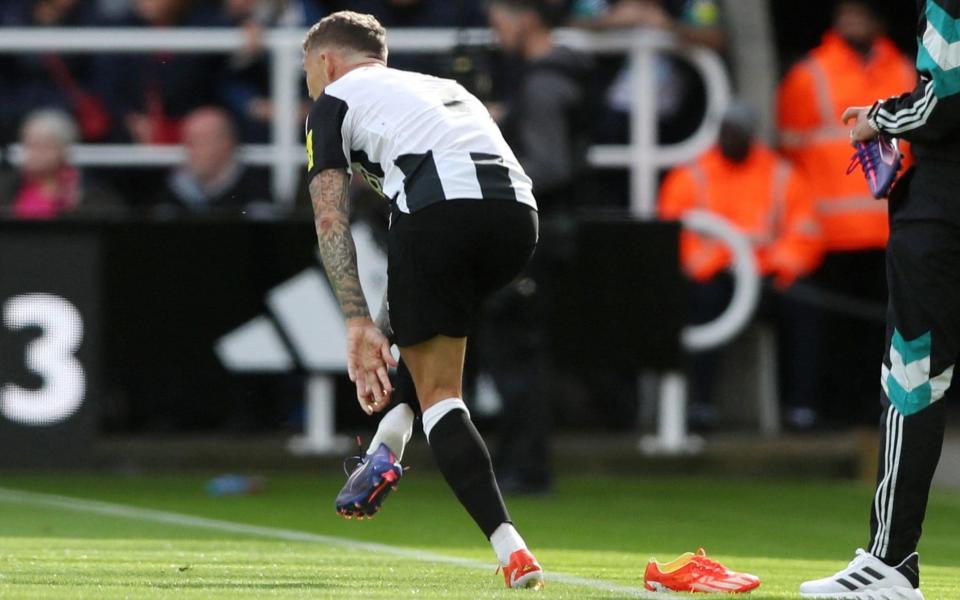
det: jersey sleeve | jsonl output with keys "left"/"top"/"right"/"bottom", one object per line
{"left": 305, "top": 93, "right": 351, "bottom": 180}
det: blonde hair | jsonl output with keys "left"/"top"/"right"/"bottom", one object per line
{"left": 303, "top": 11, "right": 387, "bottom": 60}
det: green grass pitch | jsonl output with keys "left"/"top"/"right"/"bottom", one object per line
{"left": 1, "top": 472, "right": 959, "bottom": 598}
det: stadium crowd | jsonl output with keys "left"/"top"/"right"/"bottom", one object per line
{"left": 0, "top": 0, "right": 918, "bottom": 454}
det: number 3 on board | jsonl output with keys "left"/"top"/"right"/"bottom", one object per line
{"left": 1, "top": 294, "right": 86, "bottom": 426}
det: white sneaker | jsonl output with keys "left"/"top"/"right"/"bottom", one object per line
{"left": 799, "top": 549, "right": 923, "bottom": 599}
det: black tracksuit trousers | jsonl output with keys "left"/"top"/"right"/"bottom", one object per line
{"left": 868, "top": 160, "right": 960, "bottom": 565}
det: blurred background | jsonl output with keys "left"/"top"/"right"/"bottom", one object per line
{"left": 1, "top": 0, "right": 956, "bottom": 497}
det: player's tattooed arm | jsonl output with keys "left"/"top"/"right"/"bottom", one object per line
{"left": 310, "top": 169, "right": 370, "bottom": 321}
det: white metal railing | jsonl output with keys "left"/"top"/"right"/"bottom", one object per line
{"left": 0, "top": 26, "right": 731, "bottom": 216}
{"left": 641, "top": 210, "right": 761, "bottom": 455}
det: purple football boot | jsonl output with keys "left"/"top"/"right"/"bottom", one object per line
{"left": 847, "top": 135, "right": 902, "bottom": 199}
{"left": 335, "top": 443, "right": 402, "bottom": 519}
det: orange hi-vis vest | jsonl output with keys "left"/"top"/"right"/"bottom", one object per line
{"left": 658, "top": 144, "right": 823, "bottom": 287}
{"left": 777, "top": 32, "right": 916, "bottom": 252}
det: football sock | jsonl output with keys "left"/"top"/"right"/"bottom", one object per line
{"left": 423, "top": 398, "right": 512, "bottom": 539}
{"left": 367, "top": 403, "right": 414, "bottom": 461}
{"left": 490, "top": 522, "right": 528, "bottom": 565}
{"left": 422, "top": 397, "right": 468, "bottom": 438}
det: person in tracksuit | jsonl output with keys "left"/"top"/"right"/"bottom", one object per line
{"left": 800, "top": 1, "right": 960, "bottom": 598}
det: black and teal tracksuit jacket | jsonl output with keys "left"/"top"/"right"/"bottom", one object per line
{"left": 867, "top": 0, "right": 960, "bottom": 162}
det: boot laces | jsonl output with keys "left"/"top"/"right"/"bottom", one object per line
{"left": 692, "top": 554, "right": 727, "bottom": 576}
{"left": 846, "top": 143, "right": 876, "bottom": 176}
{"left": 342, "top": 436, "right": 366, "bottom": 476}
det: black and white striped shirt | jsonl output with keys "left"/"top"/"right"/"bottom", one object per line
{"left": 306, "top": 65, "right": 537, "bottom": 214}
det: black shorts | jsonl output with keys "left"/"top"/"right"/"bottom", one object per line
{"left": 387, "top": 199, "right": 538, "bottom": 347}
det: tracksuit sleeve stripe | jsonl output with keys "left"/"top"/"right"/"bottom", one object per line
{"left": 874, "top": 81, "right": 932, "bottom": 124}
{"left": 872, "top": 80, "right": 943, "bottom": 135}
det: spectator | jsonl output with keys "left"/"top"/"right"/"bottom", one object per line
{"left": 0, "top": 0, "right": 110, "bottom": 144}
{"left": 154, "top": 107, "right": 270, "bottom": 212}
{"left": 334, "top": 0, "right": 485, "bottom": 28}
{"left": 94, "top": 0, "right": 226, "bottom": 144}
{"left": 477, "top": 0, "right": 594, "bottom": 495}
{"left": 489, "top": 0, "right": 592, "bottom": 212}
{"left": 219, "top": 0, "right": 325, "bottom": 142}
{"left": 659, "top": 102, "right": 823, "bottom": 429}
{"left": 0, "top": 109, "right": 121, "bottom": 219}
{"left": 776, "top": 0, "right": 915, "bottom": 425}
{"left": 778, "top": 0, "right": 914, "bottom": 254}
{"left": 661, "top": 103, "right": 821, "bottom": 288}
{"left": 330, "top": 1, "right": 486, "bottom": 73}
{"left": 576, "top": 0, "right": 725, "bottom": 145}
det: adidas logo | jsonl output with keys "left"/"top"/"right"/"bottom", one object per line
{"left": 214, "top": 223, "right": 387, "bottom": 454}
{"left": 215, "top": 223, "right": 387, "bottom": 373}
{"left": 832, "top": 567, "right": 886, "bottom": 591}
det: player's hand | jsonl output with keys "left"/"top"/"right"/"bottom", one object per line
{"left": 346, "top": 318, "right": 398, "bottom": 416}
{"left": 842, "top": 106, "right": 880, "bottom": 145}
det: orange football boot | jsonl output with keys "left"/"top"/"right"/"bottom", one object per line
{"left": 500, "top": 549, "right": 545, "bottom": 590}
{"left": 644, "top": 548, "right": 760, "bottom": 594}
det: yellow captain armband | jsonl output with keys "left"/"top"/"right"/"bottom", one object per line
{"left": 687, "top": 0, "right": 719, "bottom": 27}
{"left": 306, "top": 129, "right": 315, "bottom": 171}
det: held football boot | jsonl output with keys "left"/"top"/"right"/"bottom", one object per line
{"left": 644, "top": 548, "right": 761, "bottom": 593}
{"left": 846, "top": 135, "right": 902, "bottom": 199}
{"left": 799, "top": 549, "right": 924, "bottom": 599}
{"left": 500, "top": 549, "right": 545, "bottom": 590}
{"left": 335, "top": 443, "right": 402, "bottom": 520}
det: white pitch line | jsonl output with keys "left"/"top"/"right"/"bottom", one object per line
{"left": 0, "top": 486, "right": 664, "bottom": 598}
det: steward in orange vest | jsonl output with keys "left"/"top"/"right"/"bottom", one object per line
{"left": 777, "top": 3, "right": 916, "bottom": 251}
{"left": 659, "top": 107, "right": 823, "bottom": 289}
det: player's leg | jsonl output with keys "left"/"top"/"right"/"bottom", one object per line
{"left": 801, "top": 214, "right": 960, "bottom": 598}
{"left": 363, "top": 360, "right": 418, "bottom": 461}
{"left": 335, "top": 361, "right": 417, "bottom": 518}
{"left": 399, "top": 334, "right": 542, "bottom": 589}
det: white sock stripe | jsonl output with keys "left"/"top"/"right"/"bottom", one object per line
{"left": 422, "top": 397, "right": 470, "bottom": 440}
{"left": 882, "top": 412, "right": 905, "bottom": 558}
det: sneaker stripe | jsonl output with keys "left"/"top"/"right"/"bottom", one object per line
{"left": 862, "top": 566, "right": 885, "bottom": 581}
{"left": 849, "top": 572, "right": 872, "bottom": 586}
{"left": 836, "top": 578, "right": 859, "bottom": 591}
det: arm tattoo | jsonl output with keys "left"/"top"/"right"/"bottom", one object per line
{"left": 310, "top": 170, "right": 370, "bottom": 321}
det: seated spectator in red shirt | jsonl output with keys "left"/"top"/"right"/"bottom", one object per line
{"left": 0, "top": 109, "right": 121, "bottom": 219}
{"left": 153, "top": 107, "right": 270, "bottom": 213}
